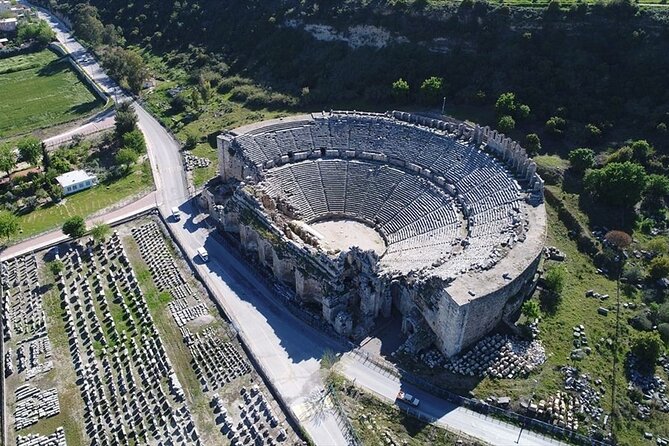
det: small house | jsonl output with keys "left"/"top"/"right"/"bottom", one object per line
{"left": 56, "top": 170, "right": 98, "bottom": 195}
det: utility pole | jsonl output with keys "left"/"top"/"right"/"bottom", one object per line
{"left": 441, "top": 96, "right": 446, "bottom": 115}
{"left": 604, "top": 230, "right": 631, "bottom": 445}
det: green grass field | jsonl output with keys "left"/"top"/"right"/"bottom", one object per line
{"left": 0, "top": 49, "right": 104, "bottom": 138}
{"left": 14, "top": 160, "right": 153, "bottom": 240}
{"left": 190, "top": 143, "right": 218, "bottom": 188}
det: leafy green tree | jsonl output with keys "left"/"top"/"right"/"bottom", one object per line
{"left": 17, "top": 19, "right": 55, "bottom": 46}
{"left": 17, "top": 136, "right": 42, "bottom": 166}
{"left": 90, "top": 222, "right": 111, "bottom": 243}
{"left": 62, "top": 216, "right": 86, "bottom": 239}
{"left": 115, "top": 102, "right": 138, "bottom": 137}
{"left": 101, "top": 47, "right": 148, "bottom": 94}
{"left": 0, "top": 143, "right": 17, "bottom": 177}
{"left": 495, "top": 92, "right": 517, "bottom": 116}
{"left": 585, "top": 123, "right": 602, "bottom": 142}
{"left": 584, "top": 162, "right": 648, "bottom": 208}
{"left": 544, "top": 265, "right": 566, "bottom": 295}
{"left": 521, "top": 300, "right": 541, "bottom": 320}
{"left": 645, "top": 174, "right": 669, "bottom": 198}
{"left": 497, "top": 115, "right": 515, "bottom": 133}
{"left": 525, "top": 133, "right": 541, "bottom": 156}
{"left": 420, "top": 76, "right": 444, "bottom": 102}
{"left": 116, "top": 148, "right": 138, "bottom": 172}
{"left": 629, "top": 140, "right": 655, "bottom": 164}
{"left": 72, "top": 3, "right": 104, "bottom": 46}
{"left": 630, "top": 332, "right": 663, "bottom": 370}
{"left": 391, "top": 78, "right": 410, "bottom": 102}
{"left": 0, "top": 210, "right": 19, "bottom": 241}
{"left": 184, "top": 133, "right": 198, "bottom": 150}
{"left": 545, "top": 116, "right": 567, "bottom": 136}
{"left": 568, "top": 148, "right": 595, "bottom": 173}
{"left": 518, "top": 104, "right": 531, "bottom": 119}
{"left": 121, "top": 129, "right": 146, "bottom": 154}
{"left": 48, "top": 260, "right": 64, "bottom": 276}
{"left": 648, "top": 256, "right": 669, "bottom": 280}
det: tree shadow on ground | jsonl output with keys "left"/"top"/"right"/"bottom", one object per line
{"left": 578, "top": 193, "right": 636, "bottom": 233}
{"left": 68, "top": 101, "right": 103, "bottom": 116}
{"left": 539, "top": 290, "right": 561, "bottom": 316}
{"left": 398, "top": 410, "right": 431, "bottom": 437}
{"left": 562, "top": 169, "right": 584, "bottom": 195}
{"left": 37, "top": 59, "right": 68, "bottom": 77}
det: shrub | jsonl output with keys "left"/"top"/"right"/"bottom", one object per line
{"left": 568, "top": 148, "right": 595, "bottom": 173}
{"left": 545, "top": 116, "right": 567, "bottom": 136}
{"left": 495, "top": 92, "right": 517, "bottom": 115}
{"left": 658, "top": 323, "right": 669, "bottom": 344}
{"left": 62, "top": 216, "right": 86, "bottom": 239}
{"left": 584, "top": 162, "right": 648, "bottom": 208}
{"left": 521, "top": 299, "right": 541, "bottom": 320}
{"left": 48, "top": 260, "right": 64, "bottom": 276}
{"left": 630, "top": 313, "right": 654, "bottom": 331}
{"left": 544, "top": 265, "right": 566, "bottom": 295}
{"left": 525, "top": 134, "right": 541, "bottom": 156}
{"left": 622, "top": 264, "right": 644, "bottom": 284}
{"left": 630, "top": 332, "right": 663, "bottom": 370}
{"left": 498, "top": 115, "right": 515, "bottom": 133}
{"left": 419, "top": 76, "right": 444, "bottom": 102}
{"left": 649, "top": 256, "right": 669, "bottom": 280}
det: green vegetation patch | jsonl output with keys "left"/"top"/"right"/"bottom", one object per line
{"left": 0, "top": 49, "right": 104, "bottom": 138}
{"left": 190, "top": 143, "right": 218, "bottom": 188}
{"left": 15, "top": 160, "right": 153, "bottom": 240}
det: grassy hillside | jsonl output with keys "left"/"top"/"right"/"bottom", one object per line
{"left": 38, "top": 0, "right": 669, "bottom": 158}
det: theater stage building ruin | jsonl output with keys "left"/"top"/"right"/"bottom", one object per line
{"left": 205, "top": 111, "right": 546, "bottom": 357}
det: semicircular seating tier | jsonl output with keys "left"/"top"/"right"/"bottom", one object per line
{"left": 237, "top": 116, "right": 530, "bottom": 279}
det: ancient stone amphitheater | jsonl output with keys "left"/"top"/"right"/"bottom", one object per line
{"left": 210, "top": 111, "right": 546, "bottom": 357}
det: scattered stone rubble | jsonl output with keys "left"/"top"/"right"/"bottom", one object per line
{"left": 570, "top": 325, "right": 592, "bottom": 361}
{"left": 626, "top": 355, "right": 669, "bottom": 417}
{"left": 183, "top": 152, "right": 212, "bottom": 171}
{"left": 444, "top": 334, "right": 546, "bottom": 378}
{"left": 544, "top": 246, "right": 566, "bottom": 261}
{"left": 530, "top": 365, "right": 607, "bottom": 435}
{"left": 2, "top": 255, "right": 66, "bottom": 442}
{"left": 14, "top": 385, "right": 60, "bottom": 430}
{"left": 17, "top": 336, "right": 54, "bottom": 380}
{"left": 17, "top": 427, "right": 67, "bottom": 446}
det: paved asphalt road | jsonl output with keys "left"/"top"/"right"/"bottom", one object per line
{"left": 338, "top": 354, "right": 561, "bottom": 446}
{"left": 26, "top": 5, "right": 567, "bottom": 445}
{"left": 43, "top": 108, "right": 116, "bottom": 148}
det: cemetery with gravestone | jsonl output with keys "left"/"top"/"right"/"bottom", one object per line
{"left": 1, "top": 219, "right": 299, "bottom": 446}
{"left": 1, "top": 255, "right": 66, "bottom": 444}
{"left": 130, "top": 220, "right": 299, "bottom": 445}
{"left": 206, "top": 110, "right": 547, "bottom": 357}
